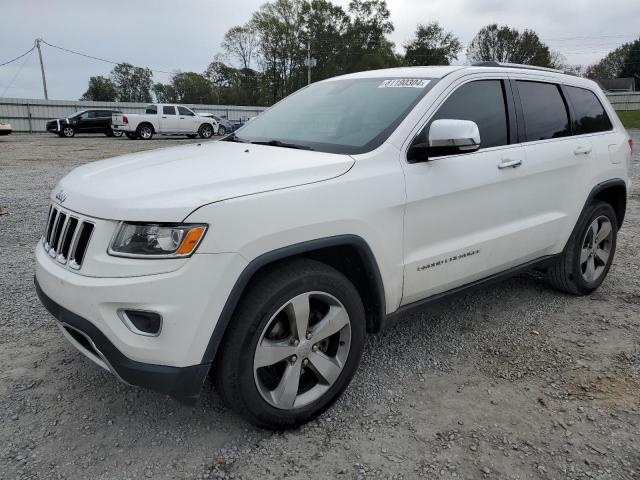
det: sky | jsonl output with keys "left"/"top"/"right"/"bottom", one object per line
{"left": 0, "top": 0, "right": 637, "bottom": 101}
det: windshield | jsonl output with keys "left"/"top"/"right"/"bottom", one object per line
{"left": 231, "top": 77, "right": 436, "bottom": 154}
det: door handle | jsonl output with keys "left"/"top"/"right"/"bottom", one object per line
{"left": 180, "top": 117, "right": 185, "bottom": 119}
{"left": 162, "top": 116, "right": 167, "bottom": 119}
{"left": 574, "top": 146, "right": 592, "bottom": 155}
{"left": 498, "top": 159, "right": 522, "bottom": 169}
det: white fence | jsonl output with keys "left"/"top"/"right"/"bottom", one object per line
{"left": 606, "top": 92, "right": 640, "bottom": 111}
{"left": 0, "top": 98, "right": 268, "bottom": 133}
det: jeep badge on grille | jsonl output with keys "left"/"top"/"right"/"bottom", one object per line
{"left": 55, "top": 190, "right": 67, "bottom": 203}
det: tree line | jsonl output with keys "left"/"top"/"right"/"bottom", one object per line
{"left": 80, "top": 0, "right": 640, "bottom": 106}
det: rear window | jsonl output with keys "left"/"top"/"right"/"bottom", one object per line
{"left": 565, "top": 86, "right": 612, "bottom": 134}
{"left": 145, "top": 105, "right": 157, "bottom": 114}
{"left": 163, "top": 106, "right": 176, "bottom": 115}
{"left": 517, "top": 81, "right": 571, "bottom": 141}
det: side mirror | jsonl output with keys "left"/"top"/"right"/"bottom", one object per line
{"left": 407, "top": 119, "right": 482, "bottom": 163}
{"left": 428, "top": 119, "right": 481, "bottom": 156}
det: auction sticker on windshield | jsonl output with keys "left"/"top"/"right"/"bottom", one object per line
{"left": 379, "top": 79, "right": 431, "bottom": 88}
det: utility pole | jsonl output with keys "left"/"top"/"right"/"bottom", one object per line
{"left": 307, "top": 40, "right": 311, "bottom": 85}
{"left": 36, "top": 38, "right": 48, "bottom": 100}
{"left": 305, "top": 39, "right": 317, "bottom": 85}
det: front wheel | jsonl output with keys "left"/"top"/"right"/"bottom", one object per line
{"left": 548, "top": 200, "right": 617, "bottom": 295}
{"left": 213, "top": 259, "right": 365, "bottom": 429}
{"left": 62, "top": 126, "right": 75, "bottom": 138}
{"left": 217, "top": 125, "right": 226, "bottom": 136}
{"left": 199, "top": 123, "right": 213, "bottom": 139}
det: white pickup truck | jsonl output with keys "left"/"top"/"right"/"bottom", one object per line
{"left": 111, "top": 104, "right": 217, "bottom": 140}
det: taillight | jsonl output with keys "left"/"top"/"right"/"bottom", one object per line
{"left": 629, "top": 138, "right": 634, "bottom": 152}
{"left": 123, "top": 116, "right": 128, "bottom": 124}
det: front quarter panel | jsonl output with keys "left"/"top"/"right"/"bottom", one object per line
{"left": 185, "top": 144, "right": 407, "bottom": 314}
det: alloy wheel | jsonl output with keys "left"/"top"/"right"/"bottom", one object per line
{"left": 139, "top": 126, "right": 152, "bottom": 139}
{"left": 253, "top": 291, "right": 351, "bottom": 410}
{"left": 580, "top": 215, "right": 613, "bottom": 283}
{"left": 63, "top": 127, "right": 74, "bottom": 137}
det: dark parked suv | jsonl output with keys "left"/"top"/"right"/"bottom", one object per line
{"left": 46, "top": 109, "right": 122, "bottom": 138}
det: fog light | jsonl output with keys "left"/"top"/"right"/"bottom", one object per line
{"left": 118, "top": 309, "right": 162, "bottom": 337}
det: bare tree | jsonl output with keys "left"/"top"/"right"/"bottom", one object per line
{"left": 222, "top": 25, "right": 259, "bottom": 70}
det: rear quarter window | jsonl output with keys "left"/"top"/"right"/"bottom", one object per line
{"left": 565, "top": 86, "right": 612, "bottom": 134}
{"left": 517, "top": 81, "right": 571, "bottom": 142}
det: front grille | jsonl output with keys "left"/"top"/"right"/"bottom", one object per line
{"left": 43, "top": 205, "right": 94, "bottom": 270}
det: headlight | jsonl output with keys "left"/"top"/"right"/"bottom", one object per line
{"left": 108, "top": 222, "right": 207, "bottom": 258}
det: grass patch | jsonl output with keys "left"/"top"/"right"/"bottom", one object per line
{"left": 617, "top": 110, "right": 640, "bottom": 129}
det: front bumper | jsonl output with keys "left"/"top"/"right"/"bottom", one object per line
{"left": 35, "top": 278, "right": 209, "bottom": 402}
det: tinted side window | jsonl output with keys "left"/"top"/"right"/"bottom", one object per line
{"left": 163, "top": 106, "right": 176, "bottom": 115}
{"left": 146, "top": 105, "right": 158, "bottom": 114}
{"left": 565, "top": 86, "right": 612, "bottom": 134}
{"left": 429, "top": 80, "right": 509, "bottom": 149}
{"left": 177, "top": 106, "right": 194, "bottom": 116}
{"left": 517, "top": 81, "right": 570, "bottom": 141}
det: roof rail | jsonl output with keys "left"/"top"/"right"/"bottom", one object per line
{"left": 471, "top": 61, "right": 576, "bottom": 76}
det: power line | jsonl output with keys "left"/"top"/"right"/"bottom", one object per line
{"left": 40, "top": 39, "right": 173, "bottom": 75}
{"left": 1, "top": 47, "right": 34, "bottom": 97}
{"left": 0, "top": 43, "right": 36, "bottom": 67}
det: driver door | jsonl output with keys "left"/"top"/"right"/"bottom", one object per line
{"left": 401, "top": 78, "right": 529, "bottom": 304}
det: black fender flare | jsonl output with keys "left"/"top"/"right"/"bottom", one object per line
{"left": 200, "top": 234, "right": 386, "bottom": 364}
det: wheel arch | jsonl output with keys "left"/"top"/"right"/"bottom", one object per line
{"left": 592, "top": 180, "right": 626, "bottom": 229}
{"left": 137, "top": 121, "right": 155, "bottom": 133}
{"left": 201, "top": 235, "right": 386, "bottom": 365}
{"left": 564, "top": 178, "right": 627, "bottom": 252}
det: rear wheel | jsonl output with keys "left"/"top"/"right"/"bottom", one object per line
{"left": 548, "top": 201, "right": 617, "bottom": 295}
{"left": 213, "top": 259, "right": 366, "bottom": 429}
{"left": 136, "top": 124, "right": 154, "bottom": 140}
{"left": 105, "top": 130, "right": 113, "bottom": 137}
{"left": 112, "top": 130, "right": 124, "bottom": 138}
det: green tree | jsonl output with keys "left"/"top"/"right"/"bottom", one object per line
{"left": 404, "top": 22, "right": 462, "bottom": 66}
{"left": 110, "top": 63, "right": 153, "bottom": 103}
{"left": 586, "top": 42, "right": 633, "bottom": 79}
{"left": 152, "top": 82, "right": 177, "bottom": 103}
{"left": 171, "top": 72, "right": 215, "bottom": 103}
{"left": 80, "top": 75, "right": 117, "bottom": 101}
{"left": 344, "top": 0, "right": 398, "bottom": 72}
{"left": 619, "top": 38, "right": 640, "bottom": 89}
{"left": 466, "top": 24, "right": 553, "bottom": 68}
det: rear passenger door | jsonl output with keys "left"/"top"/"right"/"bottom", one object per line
{"left": 512, "top": 78, "right": 594, "bottom": 254}
{"left": 160, "top": 105, "right": 180, "bottom": 132}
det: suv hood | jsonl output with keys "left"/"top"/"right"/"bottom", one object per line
{"left": 53, "top": 141, "right": 354, "bottom": 221}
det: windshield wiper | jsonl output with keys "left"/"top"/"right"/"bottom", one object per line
{"left": 224, "top": 133, "right": 250, "bottom": 143}
{"left": 250, "top": 139, "right": 314, "bottom": 151}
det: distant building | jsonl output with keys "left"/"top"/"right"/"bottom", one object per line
{"left": 593, "top": 78, "right": 635, "bottom": 93}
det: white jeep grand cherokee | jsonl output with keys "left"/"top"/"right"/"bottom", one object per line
{"left": 35, "top": 64, "right": 632, "bottom": 429}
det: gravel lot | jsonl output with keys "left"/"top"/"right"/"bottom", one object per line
{"left": 1, "top": 132, "right": 639, "bottom": 480}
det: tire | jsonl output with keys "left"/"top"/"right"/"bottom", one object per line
{"left": 217, "top": 125, "right": 226, "bottom": 136}
{"left": 62, "top": 126, "right": 75, "bottom": 138}
{"left": 548, "top": 200, "right": 617, "bottom": 295}
{"left": 187, "top": 134, "right": 198, "bottom": 139}
{"left": 105, "top": 130, "right": 113, "bottom": 137}
{"left": 199, "top": 123, "right": 214, "bottom": 139}
{"left": 112, "top": 130, "right": 124, "bottom": 138}
{"left": 213, "top": 258, "right": 366, "bottom": 429}
{"left": 136, "top": 123, "right": 154, "bottom": 140}
{"left": 125, "top": 132, "right": 138, "bottom": 140}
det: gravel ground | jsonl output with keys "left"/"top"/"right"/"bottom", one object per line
{"left": 0, "top": 132, "right": 639, "bottom": 480}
